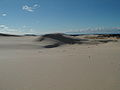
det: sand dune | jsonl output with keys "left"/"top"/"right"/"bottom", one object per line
{"left": 37, "top": 33, "right": 83, "bottom": 48}
{"left": 82, "top": 34, "right": 120, "bottom": 39}
{"left": 0, "top": 33, "right": 20, "bottom": 37}
{"left": 37, "top": 33, "right": 117, "bottom": 48}
{"left": 0, "top": 34, "right": 120, "bottom": 90}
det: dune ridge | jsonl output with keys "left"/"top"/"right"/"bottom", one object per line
{"left": 37, "top": 33, "right": 118, "bottom": 48}
{"left": 37, "top": 33, "right": 88, "bottom": 48}
{"left": 0, "top": 33, "right": 20, "bottom": 37}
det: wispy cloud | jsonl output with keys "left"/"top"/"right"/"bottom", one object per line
{"left": 66, "top": 27, "right": 120, "bottom": 34}
{"left": 0, "top": 13, "right": 7, "bottom": 17}
{"left": 0, "top": 25, "right": 8, "bottom": 29}
{"left": 22, "top": 4, "right": 40, "bottom": 12}
{"left": 0, "top": 24, "right": 40, "bottom": 35}
{"left": 2, "top": 13, "right": 7, "bottom": 16}
{"left": 112, "top": 27, "right": 120, "bottom": 30}
{"left": 0, "top": 25, "right": 24, "bottom": 35}
{"left": 22, "top": 5, "right": 34, "bottom": 12}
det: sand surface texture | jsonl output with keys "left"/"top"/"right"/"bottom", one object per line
{"left": 0, "top": 36, "right": 120, "bottom": 90}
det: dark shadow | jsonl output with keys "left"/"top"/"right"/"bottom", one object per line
{"left": 38, "top": 33, "right": 81, "bottom": 44}
{"left": 43, "top": 43, "right": 61, "bottom": 48}
{"left": 97, "top": 34, "right": 120, "bottom": 39}
{"left": 0, "top": 33, "right": 20, "bottom": 37}
{"left": 37, "top": 33, "right": 118, "bottom": 48}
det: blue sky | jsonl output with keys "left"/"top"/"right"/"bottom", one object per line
{"left": 0, "top": 0, "right": 120, "bottom": 34}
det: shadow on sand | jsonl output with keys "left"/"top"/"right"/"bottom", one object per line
{"left": 37, "top": 33, "right": 117, "bottom": 48}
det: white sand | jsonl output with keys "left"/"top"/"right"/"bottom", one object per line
{"left": 0, "top": 36, "right": 120, "bottom": 90}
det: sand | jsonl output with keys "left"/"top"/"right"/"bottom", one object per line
{"left": 0, "top": 36, "right": 120, "bottom": 90}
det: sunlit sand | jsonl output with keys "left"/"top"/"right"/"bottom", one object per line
{"left": 0, "top": 34, "right": 120, "bottom": 90}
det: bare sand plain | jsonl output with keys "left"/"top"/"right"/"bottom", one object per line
{"left": 0, "top": 35, "right": 120, "bottom": 90}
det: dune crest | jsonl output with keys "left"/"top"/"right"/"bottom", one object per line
{"left": 0, "top": 33, "right": 20, "bottom": 37}
{"left": 37, "top": 33, "right": 85, "bottom": 48}
{"left": 37, "top": 33, "right": 117, "bottom": 48}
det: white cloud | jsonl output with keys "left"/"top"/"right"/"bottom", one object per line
{"left": 0, "top": 25, "right": 39, "bottom": 35}
{"left": 22, "top": 4, "right": 40, "bottom": 12}
{"left": 112, "top": 27, "right": 120, "bottom": 30}
{"left": 66, "top": 27, "right": 120, "bottom": 34}
{"left": 0, "top": 25, "right": 24, "bottom": 35}
{"left": 0, "top": 25, "right": 8, "bottom": 29}
{"left": 33, "top": 4, "right": 40, "bottom": 9}
{"left": 0, "top": 13, "right": 7, "bottom": 17}
{"left": 22, "top": 5, "right": 34, "bottom": 12}
{"left": 2, "top": 13, "right": 7, "bottom": 16}
{"left": 33, "top": 4, "right": 38, "bottom": 7}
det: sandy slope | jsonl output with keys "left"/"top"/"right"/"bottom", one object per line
{"left": 0, "top": 36, "right": 120, "bottom": 90}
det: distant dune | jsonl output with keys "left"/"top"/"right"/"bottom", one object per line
{"left": 37, "top": 33, "right": 117, "bottom": 48}
{"left": 37, "top": 33, "right": 82, "bottom": 48}
{"left": 0, "top": 33, "right": 20, "bottom": 37}
{"left": 24, "top": 34, "right": 37, "bottom": 36}
{"left": 97, "top": 34, "right": 120, "bottom": 39}
{"left": 79, "top": 34, "right": 120, "bottom": 39}
{"left": 0, "top": 33, "right": 118, "bottom": 48}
